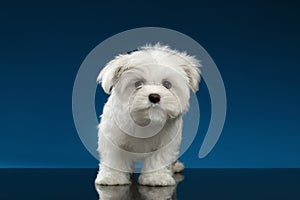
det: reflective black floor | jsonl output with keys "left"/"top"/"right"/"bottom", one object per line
{"left": 0, "top": 169, "right": 299, "bottom": 199}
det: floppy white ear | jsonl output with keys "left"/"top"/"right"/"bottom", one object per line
{"left": 97, "top": 54, "right": 130, "bottom": 94}
{"left": 179, "top": 53, "right": 201, "bottom": 93}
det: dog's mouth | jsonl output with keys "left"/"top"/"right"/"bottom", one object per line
{"left": 129, "top": 104, "right": 167, "bottom": 127}
{"left": 130, "top": 106, "right": 150, "bottom": 126}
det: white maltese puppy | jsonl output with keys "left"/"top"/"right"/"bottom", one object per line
{"left": 95, "top": 43, "right": 200, "bottom": 186}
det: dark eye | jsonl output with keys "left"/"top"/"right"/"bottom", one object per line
{"left": 162, "top": 80, "right": 172, "bottom": 89}
{"left": 135, "top": 80, "right": 144, "bottom": 89}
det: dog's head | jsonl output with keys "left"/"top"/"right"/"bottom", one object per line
{"left": 98, "top": 44, "right": 201, "bottom": 126}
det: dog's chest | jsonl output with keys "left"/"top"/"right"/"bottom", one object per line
{"left": 116, "top": 119, "right": 182, "bottom": 153}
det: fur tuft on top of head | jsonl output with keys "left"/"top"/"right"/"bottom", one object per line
{"left": 97, "top": 43, "right": 201, "bottom": 94}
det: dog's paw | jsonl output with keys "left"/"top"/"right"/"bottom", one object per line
{"left": 138, "top": 172, "right": 176, "bottom": 186}
{"left": 95, "top": 170, "right": 131, "bottom": 185}
{"left": 173, "top": 160, "right": 184, "bottom": 173}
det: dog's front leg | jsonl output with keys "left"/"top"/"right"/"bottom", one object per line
{"left": 138, "top": 132, "right": 181, "bottom": 186}
{"left": 95, "top": 134, "right": 134, "bottom": 185}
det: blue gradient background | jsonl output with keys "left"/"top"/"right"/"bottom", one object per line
{"left": 0, "top": 0, "right": 299, "bottom": 168}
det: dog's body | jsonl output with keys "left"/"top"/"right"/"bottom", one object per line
{"left": 95, "top": 44, "right": 200, "bottom": 186}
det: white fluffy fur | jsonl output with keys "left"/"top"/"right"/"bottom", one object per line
{"left": 95, "top": 44, "right": 200, "bottom": 186}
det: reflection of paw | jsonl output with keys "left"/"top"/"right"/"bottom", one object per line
{"left": 173, "top": 160, "right": 184, "bottom": 173}
{"left": 95, "top": 185, "right": 130, "bottom": 200}
{"left": 139, "top": 172, "right": 175, "bottom": 186}
{"left": 95, "top": 169, "right": 131, "bottom": 185}
{"left": 139, "top": 185, "right": 176, "bottom": 200}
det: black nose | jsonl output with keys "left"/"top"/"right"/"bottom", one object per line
{"left": 148, "top": 93, "right": 160, "bottom": 104}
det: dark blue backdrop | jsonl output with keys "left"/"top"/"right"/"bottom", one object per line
{"left": 0, "top": 0, "right": 299, "bottom": 168}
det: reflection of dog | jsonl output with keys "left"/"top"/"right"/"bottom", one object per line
{"left": 95, "top": 174, "right": 184, "bottom": 200}
{"left": 95, "top": 44, "right": 200, "bottom": 186}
